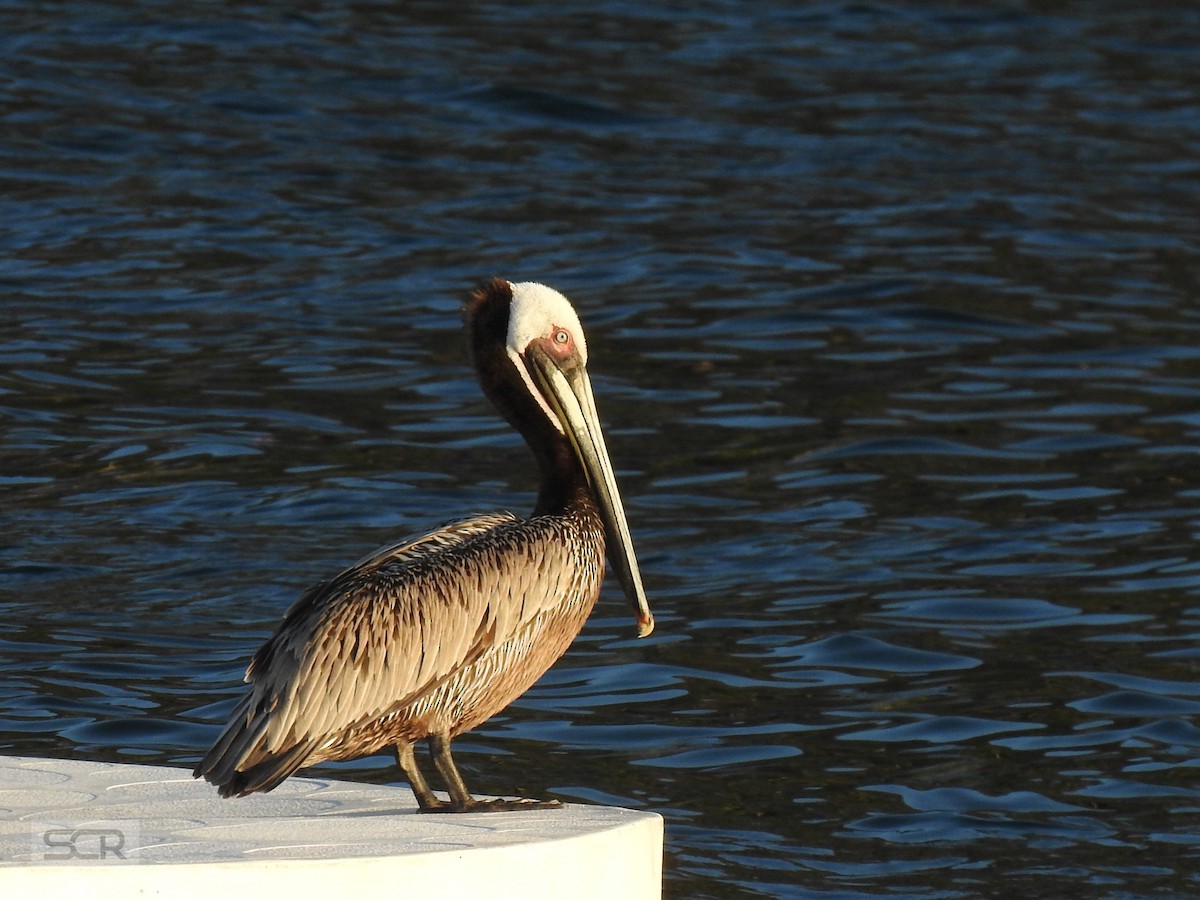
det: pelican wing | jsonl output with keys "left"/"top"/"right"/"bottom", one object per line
{"left": 197, "top": 511, "right": 591, "bottom": 794}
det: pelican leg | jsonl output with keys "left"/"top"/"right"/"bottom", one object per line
{"left": 425, "top": 733, "right": 562, "bottom": 813}
{"left": 394, "top": 742, "right": 445, "bottom": 811}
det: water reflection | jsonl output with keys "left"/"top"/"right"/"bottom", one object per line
{"left": 3, "top": 0, "right": 1200, "bottom": 896}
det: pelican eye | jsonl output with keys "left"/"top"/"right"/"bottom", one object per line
{"left": 553, "top": 329, "right": 570, "bottom": 345}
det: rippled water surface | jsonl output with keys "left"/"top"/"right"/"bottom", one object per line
{"left": 4, "top": 2, "right": 1200, "bottom": 896}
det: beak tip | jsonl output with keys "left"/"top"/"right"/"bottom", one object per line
{"left": 636, "top": 615, "right": 655, "bottom": 638}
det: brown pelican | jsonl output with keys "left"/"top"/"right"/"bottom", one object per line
{"left": 195, "top": 278, "right": 654, "bottom": 812}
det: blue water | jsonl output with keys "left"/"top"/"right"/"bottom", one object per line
{"left": 3, "top": 2, "right": 1200, "bottom": 896}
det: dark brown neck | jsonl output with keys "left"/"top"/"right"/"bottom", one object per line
{"left": 465, "top": 279, "right": 595, "bottom": 519}
{"left": 533, "top": 452, "right": 594, "bottom": 518}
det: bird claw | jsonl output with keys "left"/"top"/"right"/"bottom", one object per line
{"left": 421, "top": 797, "right": 563, "bottom": 813}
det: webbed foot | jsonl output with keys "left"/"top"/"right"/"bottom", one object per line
{"left": 422, "top": 796, "right": 563, "bottom": 814}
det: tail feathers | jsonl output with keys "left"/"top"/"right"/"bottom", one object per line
{"left": 208, "top": 740, "right": 317, "bottom": 798}
{"left": 195, "top": 696, "right": 317, "bottom": 798}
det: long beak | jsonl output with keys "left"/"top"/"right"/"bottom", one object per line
{"left": 525, "top": 347, "right": 655, "bottom": 637}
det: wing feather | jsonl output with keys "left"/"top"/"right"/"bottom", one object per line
{"left": 196, "top": 511, "right": 591, "bottom": 793}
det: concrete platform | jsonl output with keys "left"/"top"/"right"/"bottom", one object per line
{"left": 0, "top": 755, "right": 663, "bottom": 898}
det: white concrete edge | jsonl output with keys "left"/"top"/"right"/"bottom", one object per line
{"left": 0, "top": 756, "right": 664, "bottom": 900}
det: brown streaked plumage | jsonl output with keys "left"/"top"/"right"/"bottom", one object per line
{"left": 195, "top": 279, "right": 654, "bottom": 812}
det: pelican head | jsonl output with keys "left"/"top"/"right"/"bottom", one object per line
{"left": 468, "top": 280, "right": 654, "bottom": 638}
